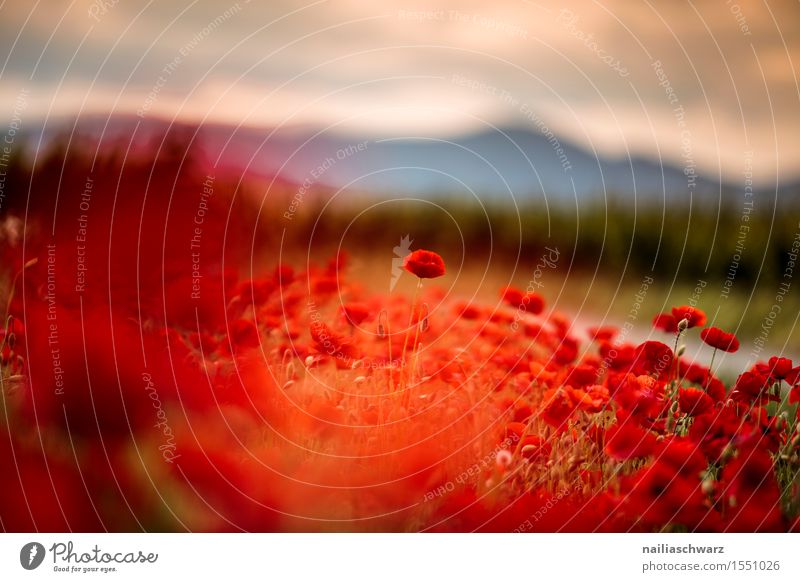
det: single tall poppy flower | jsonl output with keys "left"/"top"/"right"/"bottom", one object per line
{"left": 671, "top": 305, "right": 707, "bottom": 328}
{"left": 403, "top": 250, "right": 446, "bottom": 279}
{"left": 700, "top": 326, "right": 739, "bottom": 352}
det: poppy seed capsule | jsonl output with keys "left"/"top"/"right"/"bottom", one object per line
{"left": 377, "top": 310, "right": 388, "bottom": 338}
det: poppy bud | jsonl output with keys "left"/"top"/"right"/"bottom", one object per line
{"left": 418, "top": 303, "right": 430, "bottom": 331}
{"left": 678, "top": 318, "right": 689, "bottom": 332}
{"left": 377, "top": 310, "right": 388, "bottom": 339}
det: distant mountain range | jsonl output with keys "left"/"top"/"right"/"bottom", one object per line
{"left": 30, "top": 115, "right": 800, "bottom": 202}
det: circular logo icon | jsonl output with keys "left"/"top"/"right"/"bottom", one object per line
{"left": 20, "top": 542, "right": 46, "bottom": 570}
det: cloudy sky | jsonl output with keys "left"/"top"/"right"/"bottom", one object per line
{"left": 1, "top": 0, "right": 798, "bottom": 184}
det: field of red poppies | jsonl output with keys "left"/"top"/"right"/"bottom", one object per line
{"left": 1, "top": 150, "right": 799, "bottom": 533}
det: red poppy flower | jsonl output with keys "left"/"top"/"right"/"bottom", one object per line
{"left": 587, "top": 326, "right": 618, "bottom": 342}
{"left": 730, "top": 370, "right": 775, "bottom": 405}
{"left": 228, "top": 319, "right": 261, "bottom": 350}
{"left": 762, "top": 356, "right": 795, "bottom": 381}
{"left": 503, "top": 422, "right": 528, "bottom": 444}
{"left": 670, "top": 305, "right": 707, "bottom": 328}
{"left": 564, "top": 364, "right": 600, "bottom": 388}
{"left": 703, "top": 375, "right": 727, "bottom": 402}
{"left": 688, "top": 406, "right": 745, "bottom": 462}
{"left": 553, "top": 336, "right": 579, "bottom": 365}
{"left": 719, "top": 444, "right": 784, "bottom": 532}
{"left": 312, "top": 275, "right": 338, "bottom": 295}
{"left": 652, "top": 313, "right": 678, "bottom": 333}
{"left": 340, "top": 302, "right": 371, "bottom": 326}
{"left": 678, "top": 386, "right": 714, "bottom": 416}
{"left": 309, "top": 321, "right": 359, "bottom": 361}
{"left": 700, "top": 326, "right": 739, "bottom": 352}
{"left": 403, "top": 249, "right": 446, "bottom": 279}
{"left": 613, "top": 374, "right": 666, "bottom": 420}
{"left": 631, "top": 341, "right": 674, "bottom": 378}
{"left": 679, "top": 359, "right": 710, "bottom": 385}
{"left": 599, "top": 342, "right": 636, "bottom": 370}
{"left": 500, "top": 285, "right": 525, "bottom": 306}
{"left": 604, "top": 421, "right": 657, "bottom": 460}
{"left": 455, "top": 301, "right": 481, "bottom": 320}
{"left": 522, "top": 292, "right": 545, "bottom": 315}
{"left": 656, "top": 437, "right": 708, "bottom": 477}
{"left": 273, "top": 264, "right": 295, "bottom": 286}
{"left": 540, "top": 387, "right": 578, "bottom": 428}
{"left": 627, "top": 444, "right": 714, "bottom": 530}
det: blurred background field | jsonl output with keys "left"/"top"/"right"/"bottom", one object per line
{"left": 4, "top": 135, "right": 799, "bottom": 367}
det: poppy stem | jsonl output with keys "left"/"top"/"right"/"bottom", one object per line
{"left": 408, "top": 318, "right": 423, "bottom": 386}
{"left": 400, "top": 278, "right": 422, "bottom": 393}
{"left": 709, "top": 347, "right": 718, "bottom": 377}
{"left": 510, "top": 421, "right": 531, "bottom": 463}
{"left": 380, "top": 311, "right": 394, "bottom": 394}
{"left": 4, "top": 258, "right": 38, "bottom": 324}
{"left": 672, "top": 329, "right": 682, "bottom": 384}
